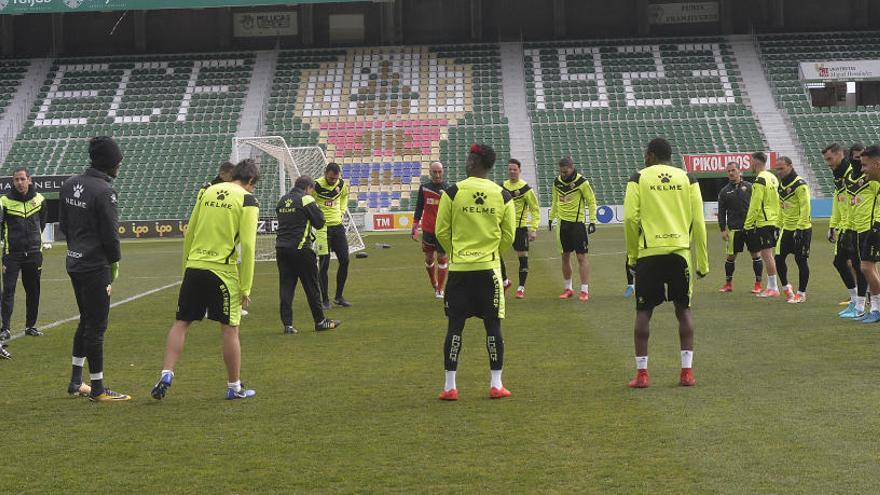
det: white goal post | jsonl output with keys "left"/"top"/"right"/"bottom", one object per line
{"left": 232, "top": 136, "right": 366, "bottom": 262}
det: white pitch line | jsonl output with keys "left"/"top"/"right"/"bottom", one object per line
{"left": 5, "top": 280, "right": 181, "bottom": 344}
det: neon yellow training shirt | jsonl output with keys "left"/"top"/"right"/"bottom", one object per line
{"left": 778, "top": 173, "right": 811, "bottom": 231}
{"left": 183, "top": 182, "right": 259, "bottom": 296}
{"left": 435, "top": 176, "right": 516, "bottom": 272}
{"left": 314, "top": 176, "right": 349, "bottom": 227}
{"left": 623, "top": 164, "right": 709, "bottom": 276}
{"left": 744, "top": 169, "right": 780, "bottom": 229}
{"left": 502, "top": 178, "right": 540, "bottom": 231}
{"left": 848, "top": 174, "right": 880, "bottom": 234}
{"left": 549, "top": 173, "right": 597, "bottom": 224}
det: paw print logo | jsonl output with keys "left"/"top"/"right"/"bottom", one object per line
{"left": 73, "top": 184, "right": 84, "bottom": 199}
{"left": 473, "top": 191, "right": 487, "bottom": 205}
{"left": 659, "top": 173, "right": 672, "bottom": 184}
{"left": 216, "top": 189, "right": 229, "bottom": 201}
{"left": 284, "top": 199, "right": 293, "bottom": 208}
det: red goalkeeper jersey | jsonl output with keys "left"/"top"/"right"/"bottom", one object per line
{"left": 413, "top": 181, "right": 448, "bottom": 233}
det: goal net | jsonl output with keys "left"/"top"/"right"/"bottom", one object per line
{"left": 232, "top": 136, "right": 365, "bottom": 261}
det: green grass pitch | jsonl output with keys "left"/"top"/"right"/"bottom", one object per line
{"left": 3, "top": 220, "right": 880, "bottom": 493}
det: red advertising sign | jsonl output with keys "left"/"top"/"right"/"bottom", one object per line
{"left": 373, "top": 213, "right": 394, "bottom": 230}
{"left": 683, "top": 152, "right": 778, "bottom": 176}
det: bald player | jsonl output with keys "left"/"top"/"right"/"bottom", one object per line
{"left": 412, "top": 161, "right": 450, "bottom": 298}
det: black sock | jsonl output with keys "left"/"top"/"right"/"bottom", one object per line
{"left": 90, "top": 378, "right": 104, "bottom": 396}
{"left": 70, "top": 364, "right": 83, "bottom": 384}
{"left": 724, "top": 260, "right": 735, "bottom": 281}
{"left": 518, "top": 256, "right": 528, "bottom": 287}
{"left": 752, "top": 257, "right": 763, "bottom": 281}
{"left": 625, "top": 260, "right": 634, "bottom": 285}
{"left": 500, "top": 258, "right": 507, "bottom": 281}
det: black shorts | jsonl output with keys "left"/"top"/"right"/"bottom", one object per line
{"left": 746, "top": 226, "right": 779, "bottom": 252}
{"left": 859, "top": 229, "right": 880, "bottom": 262}
{"left": 838, "top": 229, "right": 859, "bottom": 258}
{"left": 444, "top": 269, "right": 505, "bottom": 320}
{"left": 635, "top": 254, "right": 691, "bottom": 311}
{"left": 776, "top": 228, "right": 812, "bottom": 258}
{"left": 512, "top": 227, "right": 530, "bottom": 252}
{"left": 725, "top": 229, "right": 747, "bottom": 256}
{"left": 176, "top": 268, "right": 241, "bottom": 326}
{"left": 558, "top": 220, "right": 588, "bottom": 254}
{"left": 421, "top": 231, "right": 445, "bottom": 254}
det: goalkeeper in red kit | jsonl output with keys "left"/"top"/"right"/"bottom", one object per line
{"left": 412, "top": 161, "right": 449, "bottom": 299}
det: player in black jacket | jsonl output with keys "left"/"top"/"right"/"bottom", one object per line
{"left": 0, "top": 168, "right": 48, "bottom": 340}
{"left": 717, "top": 162, "right": 763, "bottom": 293}
{"left": 275, "top": 176, "right": 340, "bottom": 334}
{"left": 59, "top": 136, "right": 129, "bottom": 401}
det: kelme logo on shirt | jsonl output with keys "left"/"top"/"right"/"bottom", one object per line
{"left": 216, "top": 189, "right": 229, "bottom": 201}
{"left": 473, "top": 192, "right": 487, "bottom": 205}
{"left": 285, "top": 199, "right": 293, "bottom": 208}
{"left": 649, "top": 174, "right": 683, "bottom": 192}
{"left": 73, "top": 184, "right": 84, "bottom": 199}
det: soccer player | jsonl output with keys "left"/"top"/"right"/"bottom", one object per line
{"left": 412, "top": 161, "right": 449, "bottom": 299}
{"left": 857, "top": 144, "right": 880, "bottom": 322}
{"left": 549, "top": 157, "right": 597, "bottom": 301}
{"left": 773, "top": 156, "right": 811, "bottom": 304}
{"left": 717, "top": 161, "right": 763, "bottom": 294}
{"left": 276, "top": 175, "right": 341, "bottom": 334}
{"left": 434, "top": 143, "right": 515, "bottom": 400}
{"left": 59, "top": 136, "right": 127, "bottom": 401}
{"left": 624, "top": 138, "right": 708, "bottom": 388}
{"left": 0, "top": 167, "right": 48, "bottom": 340}
{"left": 846, "top": 148, "right": 880, "bottom": 322}
{"left": 197, "top": 161, "right": 234, "bottom": 201}
{"left": 501, "top": 158, "right": 539, "bottom": 299}
{"left": 826, "top": 143, "right": 868, "bottom": 317}
{"left": 314, "top": 162, "right": 351, "bottom": 308}
{"left": 150, "top": 159, "right": 260, "bottom": 401}
{"left": 744, "top": 152, "right": 782, "bottom": 298}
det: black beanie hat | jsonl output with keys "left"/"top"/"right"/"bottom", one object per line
{"left": 89, "top": 136, "right": 123, "bottom": 172}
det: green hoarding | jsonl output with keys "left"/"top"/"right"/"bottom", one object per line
{"left": 0, "top": 0, "right": 360, "bottom": 15}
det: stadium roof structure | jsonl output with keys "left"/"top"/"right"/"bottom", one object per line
{"left": 0, "top": 0, "right": 366, "bottom": 15}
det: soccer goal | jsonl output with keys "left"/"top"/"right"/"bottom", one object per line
{"left": 232, "top": 136, "right": 365, "bottom": 261}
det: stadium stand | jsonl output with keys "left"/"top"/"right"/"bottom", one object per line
{"left": 524, "top": 38, "right": 766, "bottom": 205}
{"left": 3, "top": 53, "right": 254, "bottom": 220}
{"left": 0, "top": 60, "right": 29, "bottom": 120}
{"left": 758, "top": 31, "right": 880, "bottom": 195}
{"left": 263, "top": 44, "right": 509, "bottom": 212}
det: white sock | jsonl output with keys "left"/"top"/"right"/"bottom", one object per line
{"left": 871, "top": 295, "right": 880, "bottom": 312}
{"left": 627, "top": 284, "right": 634, "bottom": 289}
{"left": 681, "top": 350, "right": 694, "bottom": 369}
{"left": 444, "top": 371, "right": 456, "bottom": 391}
{"left": 564, "top": 279, "right": 572, "bottom": 290}
{"left": 798, "top": 291, "right": 806, "bottom": 297}
{"left": 490, "top": 369, "right": 503, "bottom": 389}
{"left": 89, "top": 372, "right": 103, "bottom": 381}
{"left": 636, "top": 356, "right": 648, "bottom": 370}
{"left": 767, "top": 275, "right": 778, "bottom": 290}
{"left": 161, "top": 369, "right": 174, "bottom": 377}
{"left": 783, "top": 284, "right": 792, "bottom": 293}
{"left": 228, "top": 380, "right": 242, "bottom": 392}
{"left": 857, "top": 296, "right": 867, "bottom": 311}
{"left": 72, "top": 356, "right": 85, "bottom": 367}
{"left": 517, "top": 286, "right": 525, "bottom": 292}
{"left": 580, "top": 284, "right": 589, "bottom": 293}
{"left": 849, "top": 288, "right": 858, "bottom": 303}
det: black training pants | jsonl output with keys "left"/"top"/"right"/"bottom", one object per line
{"left": 319, "top": 224, "right": 350, "bottom": 302}
{"left": 1, "top": 252, "right": 42, "bottom": 329}
{"left": 277, "top": 247, "right": 325, "bottom": 326}
{"left": 69, "top": 267, "right": 111, "bottom": 376}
